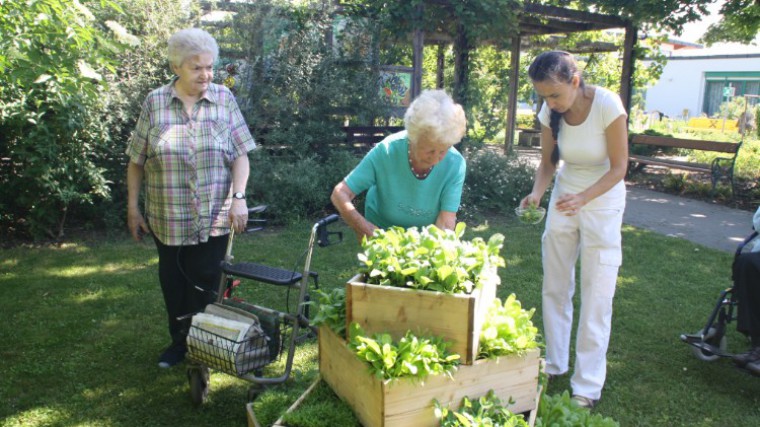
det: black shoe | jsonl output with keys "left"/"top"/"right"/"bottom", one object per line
{"left": 158, "top": 342, "right": 187, "bottom": 368}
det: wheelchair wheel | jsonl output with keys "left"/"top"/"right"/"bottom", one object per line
{"left": 188, "top": 366, "right": 210, "bottom": 406}
{"left": 691, "top": 327, "right": 727, "bottom": 362}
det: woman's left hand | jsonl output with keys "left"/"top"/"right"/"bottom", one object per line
{"left": 555, "top": 193, "right": 586, "bottom": 216}
{"left": 229, "top": 199, "right": 249, "bottom": 232}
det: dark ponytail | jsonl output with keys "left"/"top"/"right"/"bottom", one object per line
{"left": 549, "top": 110, "right": 561, "bottom": 166}
{"left": 528, "top": 51, "right": 583, "bottom": 167}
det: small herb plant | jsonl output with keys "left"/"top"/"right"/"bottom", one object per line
{"left": 358, "top": 223, "right": 505, "bottom": 294}
{"left": 435, "top": 390, "right": 529, "bottom": 427}
{"left": 347, "top": 323, "right": 460, "bottom": 381}
{"left": 535, "top": 391, "right": 620, "bottom": 427}
{"left": 479, "top": 294, "right": 540, "bottom": 359}
{"left": 309, "top": 288, "right": 347, "bottom": 338}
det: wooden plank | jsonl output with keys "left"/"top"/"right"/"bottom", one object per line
{"left": 628, "top": 155, "right": 710, "bottom": 172}
{"left": 246, "top": 402, "right": 262, "bottom": 427}
{"left": 345, "top": 274, "right": 497, "bottom": 365}
{"left": 631, "top": 135, "right": 739, "bottom": 153}
{"left": 319, "top": 326, "right": 541, "bottom": 427}
{"left": 271, "top": 377, "right": 322, "bottom": 427}
{"left": 320, "top": 326, "right": 385, "bottom": 427}
{"left": 342, "top": 126, "right": 403, "bottom": 136}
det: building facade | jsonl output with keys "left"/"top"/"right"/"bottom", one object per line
{"left": 642, "top": 43, "right": 760, "bottom": 119}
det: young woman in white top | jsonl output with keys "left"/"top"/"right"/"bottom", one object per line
{"left": 519, "top": 51, "right": 628, "bottom": 409}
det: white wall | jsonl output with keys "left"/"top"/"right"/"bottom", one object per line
{"left": 642, "top": 45, "right": 760, "bottom": 119}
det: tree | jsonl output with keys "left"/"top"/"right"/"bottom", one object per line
{"left": 701, "top": 0, "right": 760, "bottom": 46}
{"left": 0, "top": 0, "right": 128, "bottom": 239}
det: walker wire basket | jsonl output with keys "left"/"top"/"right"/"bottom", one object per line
{"left": 186, "top": 300, "right": 290, "bottom": 376}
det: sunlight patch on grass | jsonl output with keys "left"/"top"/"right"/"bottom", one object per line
{"left": 1, "top": 257, "right": 19, "bottom": 269}
{"left": 72, "top": 287, "right": 105, "bottom": 303}
{"left": 471, "top": 220, "right": 491, "bottom": 232}
{"left": 616, "top": 276, "right": 636, "bottom": 289}
{"left": 52, "top": 261, "right": 153, "bottom": 278}
{"left": 8, "top": 406, "right": 69, "bottom": 427}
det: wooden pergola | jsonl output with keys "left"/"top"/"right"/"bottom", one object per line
{"left": 403, "top": 3, "right": 636, "bottom": 151}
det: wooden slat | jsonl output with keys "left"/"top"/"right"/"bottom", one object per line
{"left": 319, "top": 326, "right": 541, "bottom": 427}
{"left": 628, "top": 155, "right": 711, "bottom": 173}
{"left": 631, "top": 135, "right": 740, "bottom": 154}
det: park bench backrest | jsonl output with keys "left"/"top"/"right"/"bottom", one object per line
{"left": 631, "top": 134, "right": 740, "bottom": 154}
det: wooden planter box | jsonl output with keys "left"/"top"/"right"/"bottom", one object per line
{"left": 319, "top": 326, "right": 540, "bottom": 427}
{"left": 345, "top": 273, "right": 497, "bottom": 365}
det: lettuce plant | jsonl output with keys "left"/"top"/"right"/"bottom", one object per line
{"left": 479, "top": 294, "right": 540, "bottom": 359}
{"left": 309, "top": 288, "right": 347, "bottom": 338}
{"left": 348, "top": 323, "right": 460, "bottom": 381}
{"left": 435, "top": 390, "right": 529, "bottom": 427}
{"left": 358, "top": 223, "right": 505, "bottom": 294}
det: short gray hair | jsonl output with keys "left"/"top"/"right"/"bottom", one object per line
{"left": 404, "top": 89, "right": 466, "bottom": 147}
{"left": 167, "top": 28, "right": 219, "bottom": 68}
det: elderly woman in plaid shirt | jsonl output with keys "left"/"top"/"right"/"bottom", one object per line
{"left": 126, "top": 28, "right": 256, "bottom": 368}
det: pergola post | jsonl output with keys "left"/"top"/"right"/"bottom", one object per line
{"left": 412, "top": 28, "right": 424, "bottom": 100}
{"left": 620, "top": 22, "right": 638, "bottom": 115}
{"left": 505, "top": 35, "right": 521, "bottom": 154}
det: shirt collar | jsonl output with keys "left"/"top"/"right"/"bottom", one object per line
{"left": 164, "top": 76, "right": 218, "bottom": 108}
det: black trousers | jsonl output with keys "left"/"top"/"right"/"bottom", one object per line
{"left": 733, "top": 251, "right": 760, "bottom": 343}
{"left": 153, "top": 235, "right": 229, "bottom": 345}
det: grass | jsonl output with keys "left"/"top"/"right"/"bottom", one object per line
{"left": 2, "top": 216, "right": 760, "bottom": 427}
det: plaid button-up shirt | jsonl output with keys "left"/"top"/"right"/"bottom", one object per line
{"left": 126, "top": 80, "right": 256, "bottom": 246}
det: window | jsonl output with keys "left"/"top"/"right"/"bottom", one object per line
{"left": 703, "top": 72, "right": 760, "bottom": 117}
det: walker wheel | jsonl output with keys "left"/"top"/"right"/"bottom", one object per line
{"left": 691, "top": 327, "right": 727, "bottom": 362}
{"left": 188, "top": 366, "right": 210, "bottom": 406}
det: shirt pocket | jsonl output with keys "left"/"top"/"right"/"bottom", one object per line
{"left": 197, "top": 120, "right": 234, "bottom": 167}
{"left": 145, "top": 124, "right": 188, "bottom": 169}
{"left": 599, "top": 249, "right": 622, "bottom": 268}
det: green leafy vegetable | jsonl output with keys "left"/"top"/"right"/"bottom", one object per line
{"left": 535, "top": 391, "right": 620, "bottom": 427}
{"left": 309, "top": 288, "right": 347, "bottom": 338}
{"left": 479, "top": 294, "right": 540, "bottom": 359}
{"left": 358, "top": 223, "right": 505, "bottom": 294}
{"left": 435, "top": 390, "right": 529, "bottom": 427}
{"left": 348, "top": 323, "right": 460, "bottom": 381}
{"left": 519, "top": 205, "right": 543, "bottom": 224}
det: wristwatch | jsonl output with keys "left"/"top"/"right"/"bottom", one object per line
{"left": 232, "top": 192, "right": 246, "bottom": 200}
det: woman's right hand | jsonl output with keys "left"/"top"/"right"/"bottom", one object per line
{"left": 128, "top": 208, "right": 150, "bottom": 242}
{"left": 520, "top": 193, "right": 541, "bottom": 209}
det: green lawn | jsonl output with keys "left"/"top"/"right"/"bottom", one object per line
{"left": 2, "top": 217, "right": 759, "bottom": 426}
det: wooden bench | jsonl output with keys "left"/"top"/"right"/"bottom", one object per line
{"left": 340, "top": 126, "right": 404, "bottom": 153}
{"left": 628, "top": 134, "right": 742, "bottom": 196}
{"left": 517, "top": 128, "right": 541, "bottom": 147}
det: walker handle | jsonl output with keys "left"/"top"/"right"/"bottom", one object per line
{"left": 316, "top": 214, "right": 342, "bottom": 247}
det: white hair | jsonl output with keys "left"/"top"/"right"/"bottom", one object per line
{"left": 167, "top": 28, "right": 219, "bottom": 67}
{"left": 404, "top": 89, "right": 466, "bottom": 147}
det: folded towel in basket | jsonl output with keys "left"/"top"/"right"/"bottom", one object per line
{"left": 188, "top": 304, "right": 271, "bottom": 375}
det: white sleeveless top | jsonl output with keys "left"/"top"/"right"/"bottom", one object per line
{"left": 538, "top": 86, "right": 627, "bottom": 210}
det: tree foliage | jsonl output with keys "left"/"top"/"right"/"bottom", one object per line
{"left": 340, "top": 0, "right": 522, "bottom": 48}
{"left": 221, "top": 0, "right": 385, "bottom": 152}
{"left": 0, "top": 0, "right": 194, "bottom": 240}
{"left": 0, "top": 0, "right": 127, "bottom": 239}
{"left": 701, "top": 0, "right": 760, "bottom": 46}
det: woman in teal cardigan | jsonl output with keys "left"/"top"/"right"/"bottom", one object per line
{"left": 331, "top": 89, "right": 467, "bottom": 242}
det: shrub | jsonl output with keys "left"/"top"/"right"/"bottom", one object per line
{"left": 249, "top": 149, "right": 358, "bottom": 224}
{"left": 0, "top": 0, "right": 195, "bottom": 241}
{"left": 0, "top": 1, "right": 125, "bottom": 240}
{"left": 460, "top": 148, "right": 539, "bottom": 221}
